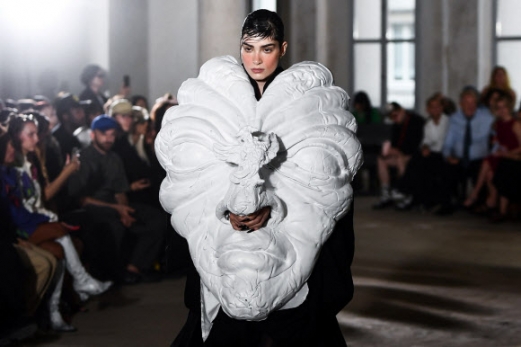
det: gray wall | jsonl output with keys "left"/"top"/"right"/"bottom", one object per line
{"left": 148, "top": 0, "right": 199, "bottom": 102}
{"left": 109, "top": 0, "right": 148, "bottom": 98}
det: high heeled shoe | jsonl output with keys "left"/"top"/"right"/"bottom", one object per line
{"left": 55, "top": 235, "right": 113, "bottom": 297}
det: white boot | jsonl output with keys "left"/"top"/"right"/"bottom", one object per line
{"left": 56, "top": 235, "right": 112, "bottom": 298}
{"left": 49, "top": 261, "right": 76, "bottom": 332}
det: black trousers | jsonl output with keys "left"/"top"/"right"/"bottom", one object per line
{"left": 439, "top": 159, "right": 482, "bottom": 206}
{"left": 397, "top": 151, "right": 445, "bottom": 207}
{"left": 84, "top": 202, "right": 166, "bottom": 272}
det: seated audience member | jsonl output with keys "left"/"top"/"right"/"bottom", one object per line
{"left": 480, "top": 66, "right": 516, "bottom": 108}
{"left": 492, "top": 146, "right": 521, "bottom": 222}
{"left": 1, "top": 131, "right": 53, "bottom": 343}
{"left": 482, "top": 87, "right": 506, "bottom": 112}
{"left": 5, "top": 98, "right": 18, "bottom": 109}
{"left": 352, "top": 91, "right": 382, "bottom": 124}
{"left": 395, "top": 94, "right": 450, "bottom": 210}
{"left": 131, "top": 95, "right": 149, "bottom": 110}
{"left": 79, "top": 64, "right": 107, "bottom": 117}
{"left": 111, "top": 104, "right": 163, "bottom": 208}
{"left": 68, "top": 115, "right": 165, "bottom": 284}
{"left": 73, "top": 99, "right": 95, "bottom": 149}
{"left": 150, "top": 93, "right": 178, "bottom": 134}
{"left": 437, "top": 87, "right": 494, "bottom": 215}
{"left": 373, "top": 102, "right": 424, "bottom": 209}
{"left": 463, "top": 94, "right": 520, "bottom": 213}
{"left": 2, "top": 122, "right": 111, "bottom": 332}
{"left": 53, "top": 93, "right": 85, "bottom": 161}
{"left": 28, "top": 112, "right": 80, "bottom": 215}
{"left": 17, "top": 99, "right": 35, "bottom": 112}
{"left": 34, "top": 95, "right": 59, "bottom": 130}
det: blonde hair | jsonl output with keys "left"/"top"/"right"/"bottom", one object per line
{"left": 488, "top": 66, "right": 512, "bottom": 90}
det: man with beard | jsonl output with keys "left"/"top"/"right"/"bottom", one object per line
{"left": 68, "top": 115, "right": 165, "bottom": 284}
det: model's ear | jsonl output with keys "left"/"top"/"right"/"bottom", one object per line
{"left": 280, "top": 41, "right": 288, "bottom": 57}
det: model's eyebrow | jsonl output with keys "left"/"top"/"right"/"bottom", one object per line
{"left": 241, "top": 42, "right": 276, "bottom": 48}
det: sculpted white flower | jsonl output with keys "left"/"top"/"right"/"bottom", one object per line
{"left": 155, "top": 55, "right": 362, "bottom": 338}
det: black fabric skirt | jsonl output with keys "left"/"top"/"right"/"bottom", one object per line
{"left": 494, "top": 158, "right": 521, "bottom": 203}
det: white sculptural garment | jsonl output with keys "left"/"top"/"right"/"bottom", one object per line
{"left": 155, "top": 56, "right": 363, "bottom": 340}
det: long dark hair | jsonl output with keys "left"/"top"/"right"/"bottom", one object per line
{"left": 353, "top": 91, "right": 373, "bottom": 114}
{"left": 241, "top": 9, "right": 284, "bottom": 45}
{"left": 7, "top": 113, "right": 40, "bottom": 169}
{"left": 0, "top": 131, "right": 11, "bottom": 165}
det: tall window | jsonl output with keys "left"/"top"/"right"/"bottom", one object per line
{"left": 352, "top": 0, "right": 416, "bottom": 109}
{"left": 252, "top": 0, "right": 277, "bottom": 12}
{"left": 494, "top": 0, "right": 521, "bottom": 106}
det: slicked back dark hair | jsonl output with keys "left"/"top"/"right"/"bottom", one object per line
{"left": 241, "top": 9, "right": 284, "bottom": 46}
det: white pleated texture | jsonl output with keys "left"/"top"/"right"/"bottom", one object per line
{"left": 155, "top": 56, "right": 363, "bottom": 340}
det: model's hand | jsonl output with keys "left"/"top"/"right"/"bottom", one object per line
{"left": 229, "top": 206, "right": 271, "bottom": 231}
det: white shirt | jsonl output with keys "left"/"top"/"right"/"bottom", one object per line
{"left": 422, "top": 114, "right": 449, "bottom": 152}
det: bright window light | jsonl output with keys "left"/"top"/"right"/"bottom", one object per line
{"left": 252, "top": 0, "right": 277, "bottom": 12}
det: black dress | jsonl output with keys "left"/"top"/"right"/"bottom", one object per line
{"left": 171, "top": 67, "right": 355, "bottom": 347}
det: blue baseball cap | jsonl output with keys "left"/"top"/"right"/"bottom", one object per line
{"left": 91, "top": 114, "right": 119, "bottom": 131}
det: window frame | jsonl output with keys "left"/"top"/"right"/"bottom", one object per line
{"left": 492, "top": 0, "right": 521, "bottom": 66}
{"left": 349, "top": 0, "right": 419, "bottom": 110}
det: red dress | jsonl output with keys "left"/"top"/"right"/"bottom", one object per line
{"left": 486, "top": 119, "right": 520, "bottom": 171}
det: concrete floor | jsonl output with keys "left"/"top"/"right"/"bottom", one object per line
{"left": 21, "top": 197, "right": 521, "bottom": 347}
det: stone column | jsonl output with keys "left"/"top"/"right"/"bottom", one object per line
{"left": 198, "top": 0, "right": 249, "bottom": 66}
{"left": 148, "top": 0, "right": 199, "bottom": 101}
{"left": 315, "top": 0, "right": 352, "bottom": 93}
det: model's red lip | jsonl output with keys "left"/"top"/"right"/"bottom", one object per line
{"left": 251, "top": 69, "right": 264, "bottom": 73}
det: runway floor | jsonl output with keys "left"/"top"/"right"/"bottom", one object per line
{"left": 22, "top": 197, "right": 521, "bottom": 347}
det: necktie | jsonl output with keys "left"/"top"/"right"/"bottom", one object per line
{"left": 462, "top": 117, "right": 472, "bottom": 166}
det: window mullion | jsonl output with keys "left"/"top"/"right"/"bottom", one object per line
{"left": 381, "top": 0, "right": 388, "bottom": 108}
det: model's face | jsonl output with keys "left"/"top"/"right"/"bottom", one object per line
{"left": 241, "top": 36, "right": 287, "bottom": 85}
{"left": 460, "top": 94, "right": 478, "bottom": 117}
{"left": 91, "top": 128, "right": 116, "bottom": 152}
{"left": 3, "top": 141, "right": 15, "bottom": 164}
{"left": 19, "top": 122, "right": 39, "bottom": 154}
{"left": 115, "top": 113, "right": 133, "bottom": 132}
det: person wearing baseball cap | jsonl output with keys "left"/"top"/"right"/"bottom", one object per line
{"left": 68, "top": 114, "right": 165, "bottom": 284}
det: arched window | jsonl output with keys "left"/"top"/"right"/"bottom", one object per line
{"left": 352, "top": 0, "right": 416, "bottom": 109}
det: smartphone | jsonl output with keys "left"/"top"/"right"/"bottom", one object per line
{"left": 71, "top": 147, "right": 81, "bottom": 159}
{"left": 123, "top": 75, "right": 130, "bottom": 88}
